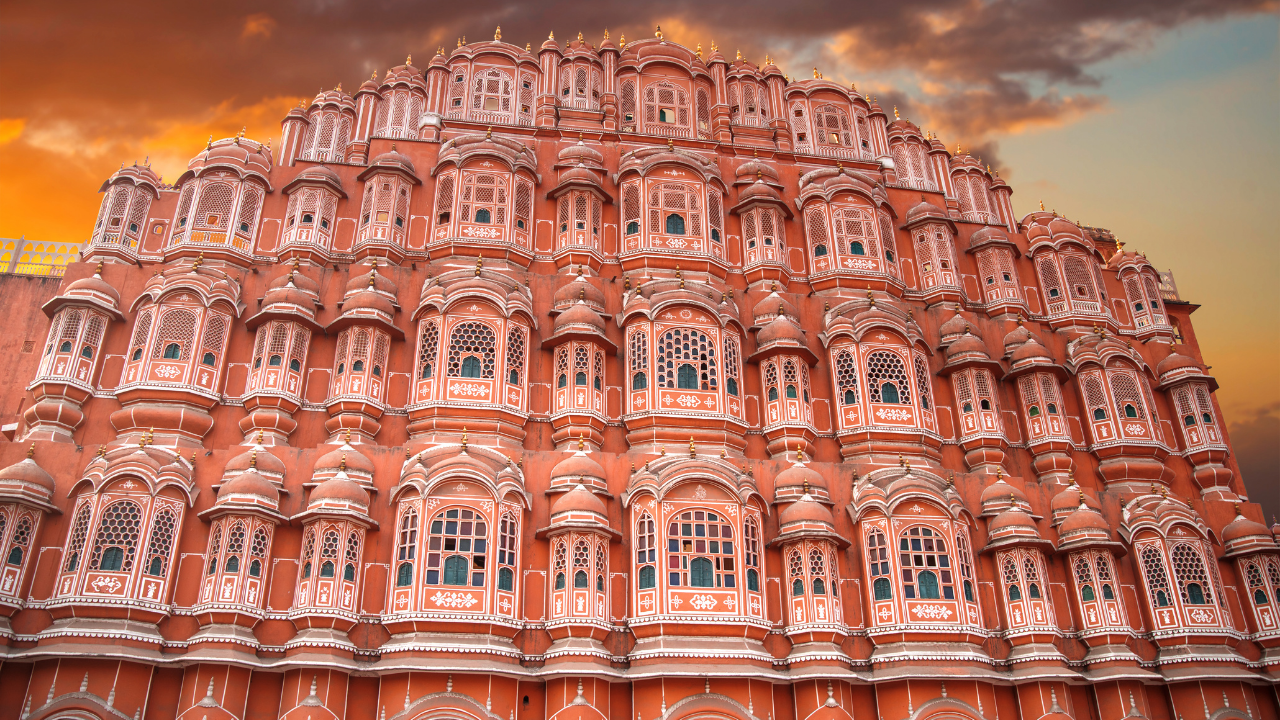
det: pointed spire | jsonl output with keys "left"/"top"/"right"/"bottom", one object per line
{"left": 494, "top": 26, "right": 501, "bottom": 41}
{"left": 80, "top": 674, "right": 89, "bottom": 692}
{"left": 655, "top": 25, "right": 663, "bottom": 40}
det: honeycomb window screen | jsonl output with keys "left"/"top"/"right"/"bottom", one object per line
{"left": 299, "top": 528, "right": 315, "bottom": 580}
{"left": 808, "top": 547, "right": 829, "bottom": 595}
{"left": 417, "top": 321, "right": 440, "bottom": 379}
{"left": 447, "top": 322, "right": 497, "bottom": 378}
{"left": 666, "top": 509, "right": 736, "bottom": 589}
{"left": 344, "top": 532, "right": 360, "bottom": 580}
{"left": 763, "top": 362, "right": 778, "bottom": 400}
{"left": 865, "top": 350, "right": 911, "bottom": 405}
{"left": 956, "top": 530, "right": 976, "bottom": 602}
{"left": 723, "top": 334, "right": 741, "bottom": 396}
{"left": 497, "top": 512, "right": 518, "bottom": 591}
{"left": 831, "top": 206, "right": 878, "bottom": 257}
{"left": 1170, "top": 541, "right": 1215, "bottom": 606}
{"left": 143, "top": 508, "right": 177, "bottom": 577}
{"left": 90, "top": 500, "right": 143, "bottom": 573}
{"left": 744, "top": 516, "right": 761, "bottom": 589}
{"left": 814, "top": 104, "right": 853, "bottom": 147}
{"left": 425, "top": 507, "right": 488, "bottom": 587}
{"left": 554, "top": 539, "right": 567, "bottom": 588}
{"left": 193, "top": 183, "right": 235, "bottom": 232}
{"left": 1140, "top": 545, "right": 1173, "bottom": 608}
{"left": 835, "top": 349, "right": 859, "bottom": 404}
{"left": 1037, "top": 257, "right": 1065, "bottom": 301}
{"left": 867, "top": 528, "right": 890, "bottom": 584}
{"left": 656, "top": 328, "right": 718, "bottom": 391}
{"left": 1109, "top": 371, "right": 1146, "bottom": 420}
{"left": 805, "top": 207, "right": 830, "bottom": 258}
{"left": 914, "top": 355, "right": 933, "bottom": 410}
{"left": 1062, "top": 255, "right": 1099, "bottom": 303}
{"left": 207, "top": 523, "right": 223, "bottom": 575}
{"left": 200, "top": 313, "right": 230, "bottom": 365}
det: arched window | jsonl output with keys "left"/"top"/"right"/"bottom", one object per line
{"left": 447, "top": 322, "right": 497, "bottom": 378}
{"left": 396, "top": 507, "right": 418, "bottom": 587}
{"left": 497, "top": 512, "right": 518, "bottom": 592}
{"left": 668, "top": 510, "right": 735, "bottom": 589}
{"left": 425, "top": 507, "right": 487, "bottom": 587}
{"left": 656, "top": 328, "right": 718, "bottom": 392}
{"left": 636, "top": 512, "right": 656, "bottom": 588}
{"left": 649, "top": 183, "right": 701, "bottom": 240}
{"left": 744, "top": 516, "right": 761, "bottom": 592}
{"left": 1170, "top": 541, "right": 1215, "bottom": 606}
{"left": 899, "top": 526, "right": 953, "bottom": 600}
{"left": 90, "top": 500, "right": 143, "bottom": 573}
{"left": 867, "top": 528, "right": 890, "bottom": 599}
{"left": 866, "top": 351, "right": 911, "bottom": 405}
{"left": 63, "top": 502, "right": 92, "bottom": 574}
{"left": 249, "top": 528, "right": 268, "bottom": 578}
{"left": 506, "top": 325, "right": 526, "bottom": 386}
{"left": 1139, "top": 546, "right": 1173, "bottom": 608}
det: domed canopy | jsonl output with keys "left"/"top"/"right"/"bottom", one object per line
{"left": 313, "top": 440, "right": 375, "bottom": 485}
{"left": 549, "top": 449, "right": 608, "bottom": 492}
{"left": 44, "top": 265, "right": 124, "bottom": 320}
{"left": 1222, "top": 508, "right": 1277, "bottom": 557}
{"left": 904, "top": 199, "right": 952, "bottom": 230}
{"left": 980, "top": 476, "right": 1031, "bottom": 517}
{"left": 938, "top": 310, "right": 969, "bottom": 346}
{"left": 223, "top": 446, "right": 286, "bottom": 484}
{"left": 282, "top": 164, "right": 347, "bottom": 197}
{"left": 296, "top": 471, "right": 375, "bottom": 527}
{"left": 552, "top": 278, "right": 606, "bottom": 314}
{"left": 1050, "top": 480, "right": 1099, "bottom": 525}
{"left": 774, "top": 458, "right": 828, "bottom": 503}
{"left": 216, "top": 469, "right": 280, "bottom": 508}
{"left": 1056, "top": 502, "right": 1122, "bottom": 553}
{"left": 985, "top": 506, "right": 1051, "bottom": 551}
{"left": 0, "top": 453, "right": 57, "bottom": 510}
{"left": 550, "top": 483, "right": 608, "bottom": 517}
{"left": 778, "top": 493, "right": 836, "bottom": 530}
{"left": 358, "top": 147, "right": 420, "bottom": 184}
{"left": 751, "top": 291, "right": 799, "bottom": 327}
{"left": 752, "top": 315, "right": 816, "bottom": 365}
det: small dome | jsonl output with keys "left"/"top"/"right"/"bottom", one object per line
{"left": 344, "top": 266, "right": 399, "bottom": 297}
{"left": 217, "top": 470, "right": 279, "bottom": 505}
{"left": 752, "top": 292, "right": 799, "bottom": 324}
{"left": 1223, "top": 512, "right": 1272, "bottom": 544}
{"left": 315, "top": 443, "right": 375, "bottom": 477}
{"left": 549, "top": 451, "right": 607, "bottom": 487}
{"left": 779, "top": 494, "right": 835, "bottom": 527}
{"left": 1156, "top": 349, "right": 1200, "bottom": 377}
{"left": 269, "top": 268, "right": 321, "bottom": 295}
{"left": 0, "top": 457, "right": 55, "bottom": 494}
{"left": 906, "top": 200, "right": 948, "bottom": 225}
{"left": 946, "top": 331, "right": 991, "bottom": 361}
{"left": 939, "top": 311, "right": 969, "bottom": 340}
{"left": 1010, "top": 338, "right": 1053, "bottom": 364}
{"left": 734, "top": 159, "right": 780, "bottom": 185}
{"left": 1051, "top": 482, "right": 1099, "bottom": 518}
{"left": 308, "top": 474, "right": 370, "bottom": 508}
{"left": 261, "top": 284, "right": 319, "bottom": 314}
{"left": 775, "top": 462, "right": 826, "bottom": 495}
{"left": 64, "top": 272, "right": 122, "bottom": 307}
{"left": 1048, "top": 216, "right": 1082, "bottom": 237}
{"left": 224, "top": 447, "right": 286, "bottom": 478}
{"left": 989, "top": 506, "right": 1039, "bottom": 535}
{"left": 980, "top": 477, "right": 1029, "bottom": 513}
{"left": 368, "top": 148, "right": 417, "bottom": 176}
{"left": 550, "top": 484, "right": 608, "bottom": 517}
{"left": 736, "top": 178, "right": 783, "bottom": 205}
{"left": 756, "top": 315, "right": 806, "bottom": 347}
{"left": 553, "top": 278, "right": 606, "bottom": 311}
{"left": 558, "top": 138, "right": 605, "bottom": 167}
{"left": 1059, "top": 502, "right": 1111, "bottom": 535}
{"left": 968, "top": 226, "right": 1009, "bottom": 249}
{"left": 342, "top": 288, "right": 396, "bottom": 317}
{"left": 1003, "top": 323, "right": 1032, "bottom": 350}
{"left": 553, "top": 301, "right": 606, "bottom": 334}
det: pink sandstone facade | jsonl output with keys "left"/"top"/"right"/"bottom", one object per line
{"left": 0, "top": 26, "right": 1275, "bottom": 720}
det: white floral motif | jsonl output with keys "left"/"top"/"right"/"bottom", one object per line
{"left": 154, "top": 364, "right": 182, "bottom": 379}
{"left": 875, "top": 407, "right": 912, "bottom": 422}
{"left": 675, "top": 395, "right": 702, "bottom": 408}
{"left": 1123, "top": 422, "right": 1147, "bottom": 436}
{"left": 90, "top": 576, "right": 122, "bottom": 594}
{"left": 1188, "top": 608, "right": 1214, "bottom": 623}
{"left": 451, "top": 382, "right": 489, "bottom": 397}
{"left": 724, "top": 595, "right": 737, "bottom": 610}
{"left": 430, "top": 591, "right": 479, "bottom": 608}
{"left": 910, "top": 604, "right": 954, "bottom": 620}
{"left": 462, "top": 226, "right": 502, "bottom": 238}
{"left": 693, "top": 485, "right": 707, "bottom": 500}
{"left": 670, "top": 595, "right": 682, "bottom": 608}
{"left": 690, "top": 594, "right": 717, "bottom": 610}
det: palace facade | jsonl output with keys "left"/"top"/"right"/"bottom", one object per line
{"left": 0, "top": 26, "right": 1275, "bottom": 720}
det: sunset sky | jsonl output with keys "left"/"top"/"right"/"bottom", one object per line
{"left": 1, "top": 1, "right": 1276, "bottom": 511}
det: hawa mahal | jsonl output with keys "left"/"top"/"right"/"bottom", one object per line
{"left": 0, "top": 26, "right": 1275, "bottom": 720}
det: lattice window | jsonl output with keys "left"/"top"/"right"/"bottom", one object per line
{"left": 1109, "top": 371, "right": 1146, "bottom": 421}
{"left": 471, "top": 67, "right": 513, "bottom": 115}
{"left": 434, "top": 173, "right": 455, "bottom": 226}
{"left": 446, "top": 322, "right": 497, "bottom": 378}
{"left": 1082, "top": 374, "right": 1109, "bottom": 419}
{"left": 497, "top": 512, "right": 518, "bottom": 579}
{"left": 250, "top": 527, "right": 269, "bottom": 561}
{"left": 866, "top": 350, "right": 910, "bottom": 404}
{"left": 515, "top": 179, "right": 533, "bottom": 235}
{"left": 1038, "top": 257, "right": 1065, "bottom": 302}
{"left": 1171, "top": 541, "right": 1214, "bottom": 605}
{"left": 629, "top": 330, "right": 649, "bottom": 372}
{"left": 200, "top": 313, "right": 229, "bottom": 365}
{"left": 867, "top": 528, "right": 890, "bottom": 583}
{"left": 505, "top": 325, "right": 526, "bottom": 385}
{"left": 344, "top": 532, "right": 360, "bottom": 580}
{"left": 814, "top": 104, "right": 853, "bottom": 147}
{"left": 708, "top": 190, "right": 723, "bottom": 242}
{"left": 290, "top": 327, "right": 309, "bottom": 371}
{"left": 236, "top": 186, "right": 262, "bottom": 236}
{"left": 207, "top": 523, "right": 223, "bottom": 575}
{"left": 899, "top": 526, "right": 953, "bottom": 599}
{"left": 620, "top": 80, "right": 637, "bottom": 127}
{"left": 417, "top": 321, "right": 439, "bottom": 379}
{"left": 914, "top": 355, "right": 933, "bottom": 410}
{"left": 636, "top": 512, "right": 657, "bottom": 567}
{"left": 193, "top": 182, "right": 235, "bottom": 231}
{"left": 152, "top": 308, "right": 197, "bottom": 360}
{"left": 1063, "top": 255, "right": 1099, "bottom": 303}
{"left": 173, "top": 184, "right": 196, "bottom": 234}
{"left": 143, "top": 508, "right": 177, "bottom": 577}
{"left": 806, "top": 206, "right": 830, "bottom": 258}
{"left": 667, "top": 509, "right": 736, "bottom": 589}
{"left": 460, "top": 172, "right": 509, "bottom": 227}
{"left": 834, "top": 349, "right": 859, "bottom": 404}
{"left": 656, "top": 327, "right": 718, "bottom": 391}
{"left": 831, "top": 205, "right": 878, "bottom": 257}
{"left": 623, "top": 183, "right": 641, "bottom": 233}
{"left": 90, "top": 500, "right": 143, "bottom": 572}
{"left": 763, "top": 362, "right": 779, "bottom": 400}
{"left": 7, "top": 514, "right": 31, "bottom": 567}
{"left": 647, "top": 182, "right": 701, "bottom": 237}
{"left": 425, "top": 507, "right": 488, "bottom": 587}
{"left": 723, "top": 333, "right": 741, "bottom": 396}
{"left": 956, "top": 530, "right": 975, "bottom": 602}
{"left": 1140, "top": 546, "right": 1173, "bottom": 607}
{"left": 696, "top": 87, "right": 710, "bottom": 136}
{"left": 643, "top": 81, "right": 690, "bottom": 129}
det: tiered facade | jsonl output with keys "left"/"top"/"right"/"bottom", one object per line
{"left": 0, "top": 27, "right": 1275, "bottom": 720}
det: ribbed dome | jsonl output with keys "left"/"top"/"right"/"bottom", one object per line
{"left": 308, "top": 474, "right": 370, "bottom": 508}
{"left": 1051, "top": 482, "right": 1099, "bottom": 517}
{"left": 554, "top": 302, "right": 606, "bottom": 333}
{"left": 550, "top": 484, "right": 607, "bottom": 516}
{"left": 549, "top": 451, "right": 607, "bottom": 486}
{"left": 939, "top": 312, "right": 969, "bottom": 340}
{"left": 775, "top": 462, "right": 826, "bottom": 494}
{"left": 224, "top": 447, "right": 286, "bottom": 478}
{"left": 344, "top": 267, "right": 398, "bottom": 296}
{"left": 261, "top": 284, "right": 319, "bottom": 313}
{"left": 989, "top": 506, "right": 1039, "bottom": 534}
{"left": 64, "top": 273, "right": 121, "bottom": 307}
{"left": 779, "top": 494, "right": 834, "bottom": 527}
{"left": 368, "top": 148, "right": 417, "bottom": 176}
{"left": 217, "top": 470, "right": 279, "bottom": 505}
{"left": 1048, "top": 216, "right": 1082, "bottom": 237}
{"left": 737, "top": 178, "right": 783, "bottom": 205}
{"left": 1156, "top": 350, "right": 1200, "bottom": 377}
{"left": 1003, "top": 323, "right": 1032, "bottom": 350}
{"left": 906, "top": 200, "right": 947, "bottom": 224}
{"left": 756, "top": 315, "right": 806, "bottom": 347}
{"left": 269, "top": 268, "right": 321, "bottom": 295}
{"left": 553, "top": 278, "right": 606, "bottom": 310}
{"left": 315, "top": 443, "right": 375, "bottom": 477}
{"left": 1223, "top": 512, "right": 1271, "bottom": 543}
{"left": 946, "top": 331, "right": 991, "bottom": 361}
{"left": 342, "top": 288, "right": 396, "bottom": 316}
{"left": 558, "top": 139, "right": 604, "bottom": 167}
{"left": 981, "top": 477, "right": 1029, "bottom": 509}
{"left": 1059, "top": 504, "right": 1110, "bottom": 536}
{"left": 752, "top": 292, "right": 798, "bottom": 323}
{"left": 0, "top": 457, "right": 55, "bottom": 494}
{"left": 1010, "top": 338, "right": 1052, "bottom": 364}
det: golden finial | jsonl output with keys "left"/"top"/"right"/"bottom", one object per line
{"left": 956, "top": 143, "right": 962, "bottom": 155}
{"left": 620, "top": 32, "right": 626, "bottom": 44}
{"left": 898, "top": 454, "right": 905, "bottom": 467}
{"left": 603, "top": 28, "right": 610, "bottom": 40}
{"left": 548, "top": 30, "right": 554, "bottom": 40}
{"left": 689, "top": 437, "right": 696, "bottom": 458}
{"left": 578, "top": 435, "right": 585, "bottom": 452}
{"left": 813, "top": 67, "right": 820, "bottom": 79}
{"left": 495, "top": 26, "right": 501, "bottom": 41}
{"left": 339, "top": 453, "right": 346, "bottom": 472}
{"left": 577, "top": 31, "right": 583, "bottom": 42}
{"left": 1009, "top": 493, "right": 1017, "bottom": 506}
{"left": 526, "top": 42, "right": 531, "bottom": 52}
{"left": 1068, "top": 470, "right": 1076, "bottom": 485}
{"left": 461, "top": 427, "right": 468, "bottom": 450}
{"left": 667, "top": 138, "right": 674, "bottom": 151}
{"left": 778, "top": 303, "right": 784, "bottom": 316}
{"left": 695, "top": 43, "right": 702, "bottom": 59}
{"left": 486, "top": 126, "right": 492, "bottom": 139}
{"left": 893, "top": 106, "right": 900, "bottom": 120}
{"left": 249, "top": 449, "right": 257, "bottom": 469}
{"left": 736, "top": 48, "right": 742, "bottom": 60}
{"left": 1039, "top": 199, "right": 1045, "bottom": 212}
{"left": 655, "top": 25, "right": 663, "bottom": 40}
{"left": 335, "top": 83, "right": 342, "bottom": 92}
{"left": 97, "top": 445, "right": 106, "bottom": 458}
{"left": 851, "top": 82, "right": 857, "bottom": 93}
{"left": 26, "top": 442, "right": 34, "bottom": 459}
{"left": 710, "top": 40, "right": 717, "bottom": 52}
{"left": 406, "top": 54, "right": 412, "bottom": 65}
{"left": 457, "top": 37, "right": 462, "bottom": 48}
{"left": 796, "top": 446, "right": 804, "bottom": 463}
{"left": 475, "top": 256, "right": 483, "bottom": 276}
{"left": 344, "top": 428, "right": 351, "bottom": 443}
{"left": 947, "top": 471, "right": 954, "bottom": 488}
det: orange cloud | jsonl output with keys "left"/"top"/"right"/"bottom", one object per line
{"left": 0, "top": 119, "right": 24, "bottom": 146}
{"left": 241, "top": 13, "right": 276, "bottom": 41}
